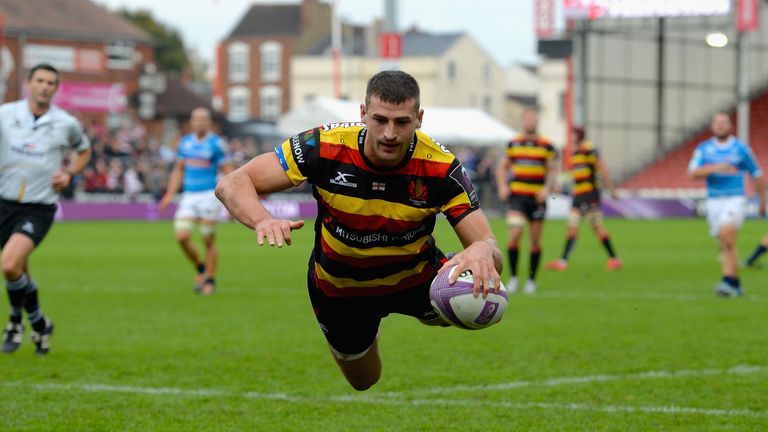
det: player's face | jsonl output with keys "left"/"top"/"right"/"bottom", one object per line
{"left": 361, "top": 95, "right": 423, "bottom": 167}
{"left": 522, "top": 111, "right": 538, "bottom": 135}
{"left": 27, "top": 69, "right": 59, "bottom": 106}
{"left": 190, "top": 109, "right": 212, "bottom": 136}
{"left": 711, "top": 115, "right": 732, "bottom": 139}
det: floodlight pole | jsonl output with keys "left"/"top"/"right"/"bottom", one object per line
{"left": 656, "top": 17, "right": 665, "bottom": 151}
{"left": 736, "top": 31, "right": 749, "bottom": 143}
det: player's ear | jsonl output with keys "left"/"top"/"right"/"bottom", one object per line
{"left": 360, "top": 103, "right": 367, "bottom": 123}
{"left": 417, "top": 108, "right": 424, "bottom": 128}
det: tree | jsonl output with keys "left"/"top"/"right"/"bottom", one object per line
{"left": 118, "top": 9, "right": 188, "bottom": 75}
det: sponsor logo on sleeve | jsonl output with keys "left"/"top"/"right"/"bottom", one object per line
{"left": 449, "top": 165, "right": 479, "bottom": 207}
{"left": 290, "top": 134, "right": 306, "bottom": 164}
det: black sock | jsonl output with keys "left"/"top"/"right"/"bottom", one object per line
{"left": 196, "top": 263, "right": 206, "bottom": 274}
{"left": 205, "top": 277, "right": 216, "bottom": 285}
{"left": 601, "top": 236, "right": 617, "bottom": 258}
{"left": 562, "top": 236, "right": 577, "bottom": 261}
{"left": 6, "top": 273, "right": 30, "bottom": 324}
{"left": 507, "top": 247, "right": 519, "bottom": 277}
{"left": 746, "top": 245, "right": 767, "bottom": 266}
{"left": 24, "top": 281, "right": 46, "bottom": 331}
{"left": 529, "top": 248, "right": 542, "bottom": 281}
{"left": 723, "top": 276, "right": 740, "bottom": 288}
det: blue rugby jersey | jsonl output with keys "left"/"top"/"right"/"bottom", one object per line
{"left": 688, "top": 136, "right": 763, "bottom": 197}
{"left": 177, "top": 133, "right": 230, "bottom": 192}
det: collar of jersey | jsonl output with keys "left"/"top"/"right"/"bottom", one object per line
{"left": 357, "top": 128, "right": 417, "bottom": 172}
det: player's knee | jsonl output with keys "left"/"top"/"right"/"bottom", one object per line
{"left": 587, "top": 211, "right": 604, "bottom": 227}
{"left": 174, "top": 230, "right": 192, "bottom": 243}
{"left": 567, "top": 211, "right": 582, "bottom": 228}
{"left": 199, "top": 223, "right": 216, "bottom": 237}
{"left": 506, "top": 214, "right": 526, "bottom": 229}
{"left": 174, "top": 219, "right": 195, "bottom": 238}
{"left": 1, "top": 255, "right": 22, "bottom": 279}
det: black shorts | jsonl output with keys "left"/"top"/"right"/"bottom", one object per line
{"left": 0, "top": 199, "right": 57, "bottom": 248}
{"left": 572, "top": 191, "right": 602, "bottom": 214}
{"left": 306, "top": 251, "right": 446, "bottom": 357}
{"left": 508, "top": 195, "right": 547, "bottom": 222}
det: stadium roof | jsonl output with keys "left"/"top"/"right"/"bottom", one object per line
{"left": 227, "top": 4, "right": 303, "bottom": 38}
{"left": 0, "top": 0, "right": 153, "bottom": 43}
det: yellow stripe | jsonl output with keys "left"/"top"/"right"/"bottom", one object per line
{"left": 512, "top": 165, "right": 546, "bottom": 176}
{"left": 321, "top": 224, "right": 429, "bottom": 257}
{"left": 510, "top": 181, "right": 544, "bottom": 193}
{"left": 571, "top": 167, "right": 591, "bottom": 178}
{"left": 315, "top": 260, "right": 429, "bottom": 288}
{"left": 440, "top": 192, "right": 471, "bottom": 213}
{"left": 279, "top": 140, "right": 306, "bottom": 185}
{"left": 15, "top": 179, "right": 26, "bottom": 202}
{"left": 316, "top": 186, "right": 435, "bottom": 221}
{"left": 508, "top": 146, "right": 551, "bottom": 158}
{"left": 573, "top": 183, "right": 594, "bottom": 194}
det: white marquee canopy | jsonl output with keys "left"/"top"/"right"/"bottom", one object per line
{"left": 276, "top": 97, "right": 516, "bottom": 148}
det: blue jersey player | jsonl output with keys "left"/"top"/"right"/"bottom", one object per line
{"left": 688, "top": 112, "right": 766, "bottom": 297}
{"left": 160, "top": 108, "right": 233, "bottom": 295}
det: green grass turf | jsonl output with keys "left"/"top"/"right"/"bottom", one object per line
{"left": 1, "top": 217, "right": 767, "bottom": 431}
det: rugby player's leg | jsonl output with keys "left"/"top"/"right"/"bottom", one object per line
{"left": 717, "top": 224, "right": 741, "bottom": 294}
{"left": 588, "top": 210, "right": 621, "bottom": 270}
{"left": 174, "top": 218, "right": 205, "bottom": 289}
{"left": 528, "top": 220, "right": 544, "bottom": 284}
{"left": 199, "top": 219, "right": 217, "bottom": 295}
{"left": 332, "top": 337, "right": 382, "bottom": 392}
{"left": 548, "top": 209, "right": 580, "bottom": 270}
{"left": 2, "top": 234, "right": 35, "bottom": 325}
{"left": 505, "top": 211, "right": 525, "bottom": 290}
{"left": 744, "top": 234, "right": 768, "bottom": 267}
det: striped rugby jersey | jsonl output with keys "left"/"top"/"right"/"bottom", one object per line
{"left": 569, "top": 142, "right": 600, "bottom": 196}
{"left": 504, "top": 134, "right": 557, "bottom": 196}
{"left": 275, "top": 123, "right": 479, "bottom": 297}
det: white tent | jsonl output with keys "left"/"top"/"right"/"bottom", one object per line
{"left": 277, "top": 96, "right": 516, "bottom": 148}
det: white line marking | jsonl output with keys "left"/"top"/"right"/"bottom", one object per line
{"left": 533, "top": 291, "right": 766, "bottom": 302}
{"left": 381, "top": 364, "right": 768, "bottom": 398}
{"left": 3, "top": 380, "right": 766, "bottom": 419}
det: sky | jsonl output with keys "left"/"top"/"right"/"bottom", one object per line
{"left": 94, "top": 0, "right": 538, "bottom": 67}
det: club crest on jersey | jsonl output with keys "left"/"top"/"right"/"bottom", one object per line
{"left": 408, "top": 179, "right": 428, "bottom": 205}
{"left": 330, "top": 171, "right": 357, "bottom": 188}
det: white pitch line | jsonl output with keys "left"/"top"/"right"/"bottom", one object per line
{"left": 380, "top": 365, "right": 768, "bottom": 398}
{"left": 3, "top": 379, "right": 766, "bottom": 420}
{"left": 533, "top": 291, "right": 766, "bottom": 302}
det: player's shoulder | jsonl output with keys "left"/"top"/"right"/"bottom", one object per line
{"left": 49, "top": 104, "right": 82, "bottom": 126}
{"left": 537, "top": 135, "right": 554, "bottom": 147}
{"left": 0, "top": 99, "right": 24, "bottom": 118}
{"left": 413, "top": 129, "right": 455, "bottom": 163}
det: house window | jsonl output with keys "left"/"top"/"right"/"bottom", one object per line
{"left": 483, "top": 63, "right": 492, "bottom": 82}
{"left": 447, "top": 60, "right": 456, "bottom": 82}
{"left": 483, "top": 95, "right": 492, "bottom": 113}
{"left": 228, "top": 86, "right": 251, "bottom": 121}
{"left": 260, "top": 41, "right": 283, "bottom": 82}
{"left": 106, "top": 41, "right": 135, "bottom": 70}
{"left": 228, "top": 42, "right": 250, "bottom": 83}
{"left": 260, "top": 85, "right": 282, "bottom": 121}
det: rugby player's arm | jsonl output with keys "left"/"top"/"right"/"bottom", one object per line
{"left": 753, "top": 174, "right": 767, "bottom": 217}
{"left": 215, "top": 152, "right": 304, "bottom": 246}
{"left": 443, "top": 210, "right": 503, "bottom": 296}
{"left": 689, "top": 163, "right": 736, "bottom": 179}
{"left": 159, "top": 160, "right": 185, "bottom": 210}
{"left": 495, "top": 157, "right": 511, "bottom": 199}
{"left": 595, "top": 158, "right": 617, "bottom": 197}
{"left": 54, "top": 147, "right": 92, "bottom": 191}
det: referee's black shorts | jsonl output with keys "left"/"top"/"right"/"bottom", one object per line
{"left": 0, "top": 199, "right": 57, "bottom": 248}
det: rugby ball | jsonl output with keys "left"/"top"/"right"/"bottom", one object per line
{"left": 429, "top": 266, "right": 508, "bottom": 330}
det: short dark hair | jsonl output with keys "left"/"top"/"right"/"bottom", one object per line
{"left": 365, "top": 70, "right": 420, "bottom": 110}
{"left": 28, "top": 63, "right": 60, "bottom": 83}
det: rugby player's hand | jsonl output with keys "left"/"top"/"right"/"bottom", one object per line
{"left": 439, "top": 240, "right": 500, "bottom": 298}
{"left": 497, "top": 187, "right": 510, "bottom": 201}
{"left": 610, "top": 190, "right": 620, "bottom": 200}
{"left": 158, "top": 194, "right": 173, "bottom": 212}
{"left": 51, "top": 170, "right": 73, "bottom": 192}
{"left": 254, "top": 218, "right": 305, "bottom": 247}
{"left": 535, "top": 187, "right": 550, "bottom": 203}
{"left": 759, "top": 200, "right": 767, "bottom": 218}
{"left": 712, "top": 163, "right": 737, "bottom": 174}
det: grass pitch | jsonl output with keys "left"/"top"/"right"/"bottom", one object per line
{"left": 0, "top": 217, "right": 767, "bottom": 431}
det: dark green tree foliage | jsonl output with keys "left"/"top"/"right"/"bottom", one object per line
{"left": 119, "top": 9, "right": 189, "bottom": 74}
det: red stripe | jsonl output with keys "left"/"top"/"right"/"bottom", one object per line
{"left": 319, "top": 142, "right": 452, "bottom": 178}
{"left": 322, "top": 203, "right": 424, "bottom": 231}
{"left": 320, "top": 235, "right": 429, "bottom": 268}
{"left": 313, "top": 264, "right": 435, "bottom": 297}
